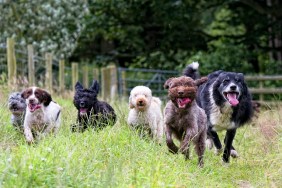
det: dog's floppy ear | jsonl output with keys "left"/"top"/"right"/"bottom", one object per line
{"left": 21, "top": 89, "right": 28, "bottom": 99}
{"left": 36, "top": 88, "right": 52, "bottom": 106}
{"left": 237, "top": 73, "right": 245, "bottom": 80}
{"left": 75, "top": 81, "right": 83, "bottom": 91}
{"left": 129, "top": 96, "right": 134, "bottom": 109}
{"left": 42, "top": 90, "right": 52, "bottom": 106}
{"left": 195, "top": 77, "right": 208, "bottom": 86}
{"left": 21, "top": 88, "right": 32, "bottom": 99}
{"left": 89, "top": 80, "right": 100, "bottom": 93}
{"left": 164, "top": 78, "right": 173, "bottom": 89}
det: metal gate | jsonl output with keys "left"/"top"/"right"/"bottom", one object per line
{"left": 117, "top": 67, "right": 179, "bottom": 97}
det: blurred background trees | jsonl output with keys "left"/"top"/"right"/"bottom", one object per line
{"left": 1, "top": 0, "right": 281, "bottom": 75}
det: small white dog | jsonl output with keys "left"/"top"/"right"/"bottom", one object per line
{"left": 127, "top": 86, "right": 164, "bottom": 143}
{"left": 21, "top": 87, "right": 61, "bottom": 144}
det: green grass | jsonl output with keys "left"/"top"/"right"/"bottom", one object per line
{"left": 0, "top": 88, "right": 281, "bottom": 187}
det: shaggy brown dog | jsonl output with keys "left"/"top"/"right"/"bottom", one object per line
{"left": 164, "top": 76, "right": 207, "bottom": 167}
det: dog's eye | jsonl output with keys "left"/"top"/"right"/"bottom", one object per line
{"left": 223, "top": 79, "right": 229, "bottom": 84}
{"left": 235, "top": 78, "right": 241, "bottom": 83}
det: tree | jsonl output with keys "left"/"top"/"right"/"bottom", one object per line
{"left": 0, "top": 0, "right": 88, "bottom": 59}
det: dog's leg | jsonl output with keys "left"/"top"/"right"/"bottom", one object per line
{"left": 181, "top": 142, "right": 190, "bottom": 160}
{"left": 180, "top": 131, "right": 193, "bottom": 160}
{"left": 194, "top": 132, "right": 206, "bottom": 168}
{"left": 155, "top": 119, "right": 164, "bottom": 144}
{"left": 165, "top": 124, "right": 178, "bottom": 153}
{"left": 42, "top": 122, "right": 57, "bottom": 138}
{"left": 224, "top": 135, "right": 239, "bottom": 158}
{"left": 222, "top": 129, "right": 236, "bottom": 163}
{"left": 23, "top": 121, "right": 34, "bottom": 144}
{"left": 207, "top": 126, "right": 222, "bottom": 154}
{"left": 52, "top": 110, "right": 61, "bottom": 135}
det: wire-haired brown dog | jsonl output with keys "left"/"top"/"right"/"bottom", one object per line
{"left": 164, "top": 76, "right": 207, "bottom": 167}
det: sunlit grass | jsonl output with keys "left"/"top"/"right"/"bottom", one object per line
{"left": 0, "top": 87, "right": 281, "bottom": 187}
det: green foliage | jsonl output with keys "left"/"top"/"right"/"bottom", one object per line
{"left": 1, "top": 0, "right": 281, "bottom": 74}
{"left": 0, "top": 1, "right": 88, "bottom": 58}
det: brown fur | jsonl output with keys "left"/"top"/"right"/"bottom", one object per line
{"left": 164, "top": 76, "right": 208, "bottom": 167}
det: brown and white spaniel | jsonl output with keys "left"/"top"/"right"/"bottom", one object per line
{"left": 21, "top": 87, "right": 61, "bottom": 144}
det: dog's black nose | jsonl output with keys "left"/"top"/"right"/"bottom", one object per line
{"left": 230, "top": 85, "right": 237, "bottom": 90}
{"left": 29, "top": 99, "right": 35, "bottom": 104}
{"left": 80, "top": 101, "right": 85, "bottom": 107}
{"left": 178, "top": 91, "right": 184, "bottom": 95}
{"left": 138, "top": 100, "right": 143, "bottom": 105}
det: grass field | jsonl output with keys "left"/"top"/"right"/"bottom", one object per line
{"left": 0, "top": 86, "right": 281, "bottom": 187}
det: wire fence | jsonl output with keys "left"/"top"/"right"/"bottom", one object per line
{"left": 1, "top": 38, "right": 282, "bottom": 103}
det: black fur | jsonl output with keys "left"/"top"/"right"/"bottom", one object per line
{"left": 184, "top": 64, "right": 253, "bottom": 163}
{"left": 72, "top": 80, "right": 116, "bottom": 132}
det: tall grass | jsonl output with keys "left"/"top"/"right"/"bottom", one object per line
{"left": 0, "top": 88, "right": 281, "bottom": 187}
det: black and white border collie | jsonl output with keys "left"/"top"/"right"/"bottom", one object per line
{"left": 21, "top": 87, "right": 61, "bottom": 144}
{"left": 184, "top": 62, "right": 253, "bottom": 163}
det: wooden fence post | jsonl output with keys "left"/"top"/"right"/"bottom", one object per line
{"left": 82, "top": 65, "right": 89, "bottom": 88}
{"left": 108, "top": 65, "right": 117, "bottom": 100}
{"left": 101, "top": 64, "right": 117, "bottom": 101}
{"left": 72, "top": 62, "right": 79, "bottom": 92}
{"left": 122, "top": 71, "right": 127, "bottom": 97}
{"left": 7, "top": 37, "right": 17, "bottom": 87}
{"left": 45, "top": 53, "right": 53, "bottom": 93}
{"left": 101, "top": 67, "right": 110, "bottom": 101}
{"left": 59, "top": 60, "right": 65, "bottom": 94}
{"left": 93, "top": 68, "right": 100, "bottom": 82}
{"left": 27, "top": 44, "right": 35, "bottom": 86}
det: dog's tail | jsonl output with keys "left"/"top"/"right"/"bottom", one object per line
{"left": 183, "top": 62, "right": 200, "bottom": 80}
{"left": 152, "top": 97, "right": 162, "bottom": 106}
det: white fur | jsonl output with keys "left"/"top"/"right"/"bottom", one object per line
{"left": 23, "top": 87, "right": 61, "bottom": 143}
{"left": 127, "top": 86, "right": 164, "bottom": 143}
{"left": 191, "top": 61, "right": 199, "bottom": 70}
{"left": 208, "top": 83, "right": 235, "bottom": 131}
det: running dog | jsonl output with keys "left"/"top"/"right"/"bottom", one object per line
{"left": 184, "top": 62, "right": 253, "bottom": 163}
{"left": 21, "top": 87, "right": 61, "bottom": 144}
{"left": 164, "top": 76, "right": 208, "bottom": 167}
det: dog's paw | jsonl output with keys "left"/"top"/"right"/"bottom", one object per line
{"left": 205, "top": 139, "right": 213, "bottom": 150}
{"left": 26, "top": 137, "right": 34, "bottom": 145}
{"left": 25, "top": 132, "right": 34, "bottom": 144}
{"left": 230, "top": 149, "right": 239, "bottom": 158}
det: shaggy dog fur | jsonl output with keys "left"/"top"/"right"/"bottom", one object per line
{"left": 164, "top": 76, "right": 208, "bottom": 167}
{"left": 8, "top": 92, "right": 26, "bottom": 131}
{"left": 127, "top": 86, "right": 164, "bottom": 143}
{"left": 21, "top": 87, "right": 61, "bottom": 144}
{"left": 72, "top": 80, "right": 116, "bottom": 132}
{"left": 184, "top": 62, "right": 253, "bottom": 163}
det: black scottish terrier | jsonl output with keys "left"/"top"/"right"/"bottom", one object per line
{"left": 72, "top": 80, "right": 116, "bottom": 132}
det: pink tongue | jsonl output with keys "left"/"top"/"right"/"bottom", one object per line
{"left": 29, "top": 104, "right": 41, "bottom": 112}
{"left": 178, "top": 98, "right": 191, "bottom": 108}
{"left": 80, "top": 108, "right": 87, "bottom": 114}
{"left": 227, "top": 93, "right": 239, "bottom": 106}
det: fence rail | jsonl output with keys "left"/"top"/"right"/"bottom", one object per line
{"left": 1, "top": 38, "right": 282, "bottom": 103}
{"left": 245, "top": 75, "right": 282, "bottom": 101}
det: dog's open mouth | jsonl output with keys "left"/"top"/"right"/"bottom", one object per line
{"left": 177, "top": 98, "right": 191, "bottom": 108}
{"left": 28, "top": 103, "right": 41, "bottom": 112}
{"left": 223, "top": 92, "right": 239, "bottom": 106}
{"left": 136, "top": 104, "right": 146, "bottom": 111}
{"left": 80, "top": 108, "right": 88, "bottom": 116}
